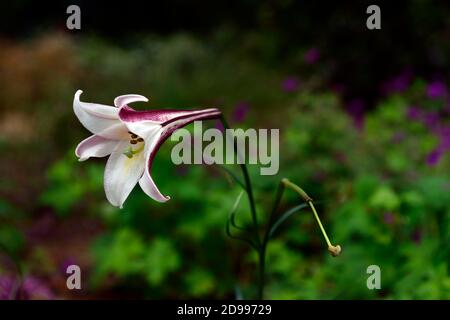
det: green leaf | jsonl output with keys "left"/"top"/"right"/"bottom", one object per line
{"left": 229, "top": 191, "right": 246, "bottom": 230}
{"left": 268, "top": 203, "right": 309, "bottom": 239}
{"left": 0, "top": 226, "right": 25, "bottom": 254}
{"left": 144, "top": 238, "right": 181, "bottom": 286}
{"left": 93, "top": 228, "right": 146, "bottom": 280}
{"left": 369, "top": 186, "right": 400, "bottom": 211}
{"left": 184, "top": 268, "right": 215, "bottom": 297}
{"left": 226, "top": 191, "right": 257, "bottom": 249}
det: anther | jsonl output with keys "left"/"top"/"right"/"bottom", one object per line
{"left": 131, "top": 134, "right": 138, "bottom": 139}
{"left": 328, "top": 245, "right": 342, "bottom": 257}
{"left": 130, "top": 140, "right": 137, "bottom": 144}
{"left": 137, "top": 138, "right": 144, "bottom": 142}
{"left": 282, "top": 178, "right": 342, "bottom": 258}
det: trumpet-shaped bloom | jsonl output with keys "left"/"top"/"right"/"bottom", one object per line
{"left": 74, "top": 90, "right": 221, "bottom": 208}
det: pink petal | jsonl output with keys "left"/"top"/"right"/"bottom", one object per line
{"left": 156, "top": 109, "right": 221, "bottom": 151}
{"left": 119, "top": 105, "right": 220, "bottom": 125}
{"left": 148, "top": 109, "right": 221, "bottom": 170}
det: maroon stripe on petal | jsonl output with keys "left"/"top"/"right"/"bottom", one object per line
{"left": 119, "top": 105, "right": 220, "bottom": 124}
{"left": 160, "top": 108, "right": 220, "bottom": 126}
{"left": 147, "top": 110, "right": 221, "bottom": 172}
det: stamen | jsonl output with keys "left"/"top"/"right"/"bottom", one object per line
{"left": 282, "top": 178, "right": 341, "bottom": 257}
{"left": 137, "top": 138, "right": 144, "bottom": 142}
{"left": 130, "top": 140, "right": 137, "bottom": 144}
{"left": 131, "top": 134, "right": 138, "bottom": 139}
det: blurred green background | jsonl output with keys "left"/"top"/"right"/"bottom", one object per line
{"left": 0, "top": 1, "right": 449, "bottom": 299}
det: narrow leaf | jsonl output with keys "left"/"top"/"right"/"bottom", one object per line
{"left": 225, "top": 191, "right": 257, "bottom": 249}
{"left": 268, "top": 203, "right": 309, "bottom": 239}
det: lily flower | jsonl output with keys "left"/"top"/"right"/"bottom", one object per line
{"left": 74, "top": 90, "right": 221, "bottom": 208}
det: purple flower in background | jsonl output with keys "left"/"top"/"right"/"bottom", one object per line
{"left": 389, "top": 98, "right": 448, "bottom": 166}
{"left": 426, "top": 148, "right": 443, "bottom": 166}
{"left": 383, "top": 212, "right": 394, "bottom": 225}
{"left": 0, "top": 275, "right": 54, "bottom": 300}
{"left": 381, "top": 70, "right": 413, "bottom": 95}
{"left": 407, "top": 107, "right": 443, "bottom": 129}
{"left": 60, "top": 257, "right": 77, "bottom": 275}
{"left": 281, "top": 76, "right": 300, "bottom": 92}
{"left": 304, "top": 48, "right": 320, "bottom": 64}
{"left": 438, "top": 126, "right": 450, "bottom": 149}
{"left": 412, "top": 229, "right": 422, "bottom": 245}
{"left": 426, "top": 80, "right": 447, "bottom": 99}
{"left": 331, "top": 83, "right": 346, "bottom": 95}
{"left": 21, "top": 277, "right": 55, "bottom": 300}
{"left": 391, "top": 131, "right": 406, "bottom": 144}
{"left": 347, "top": 98, "right": 365, "bottom": 115}
{"left": 406, "top": 106, "right": 422, "bottom": 121}
{"left": 346, "top": 98, "right": 366, "bottom": 129}
{"left": 0, "top": 275, "right": 16, "bottom": 299}
{"left": 422, "top": 111, "right": 440, "bottom": 128}
{"left": 232, "top": 102, "right": 250, "bottom": 122}
{"left": 215, "top": 119, "right": 225, "bottom": 133}
{"left": 25, "top": 210, "right": 56, "bottom": 240}
{"left": 445, "top": 100, "right": 450, "bottom": 115}
{"left": 353, "top": 115, "right": 364, "bottom": 130}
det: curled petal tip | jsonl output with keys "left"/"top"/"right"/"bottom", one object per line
{"left": 154, "top": 194, "right": 171, "bottom": 203}
{"left": 114, "top": 94, "right": 149, "bottom": 108}
{"left": 74, "top": 90, "right": 83, "bottom": 101}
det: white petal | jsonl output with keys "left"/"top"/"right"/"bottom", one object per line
{"left": 75, "top": 135, "right": 118, "bottom": 161}
{"left": 73, "top": 90, "right": 128, "bottom": 140}
{"left": 114, "top": 94, "right": 149, "bottom": 108}
{"left": 104, "top": 140, "right": 146, "bottom": 208}
{"left": 123, "top": 120, "right": 162, "bottom": 139}
{"left": 139, "top": 171, "right": 170, "bottom": 203}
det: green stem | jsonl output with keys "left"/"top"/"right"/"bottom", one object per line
{"left": 281, "top": 179, "right": 340, "bottom": 255}
{"left": 220, "top": 115, "right": 263, "bottom": 298}
{"left": 255, "top": 180, "right": 286, "bottom": 298}
{"left": 263, "top": 181, "right": 286, "bottom": 246}
{"left": 281, "top": 178, "right": 312, "bottom": 202}
{"left": 258, "top": 245, "right": 266, "bottom": 299}
{"left": 220, "top": 116, "right": 260, "bottom": 246}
